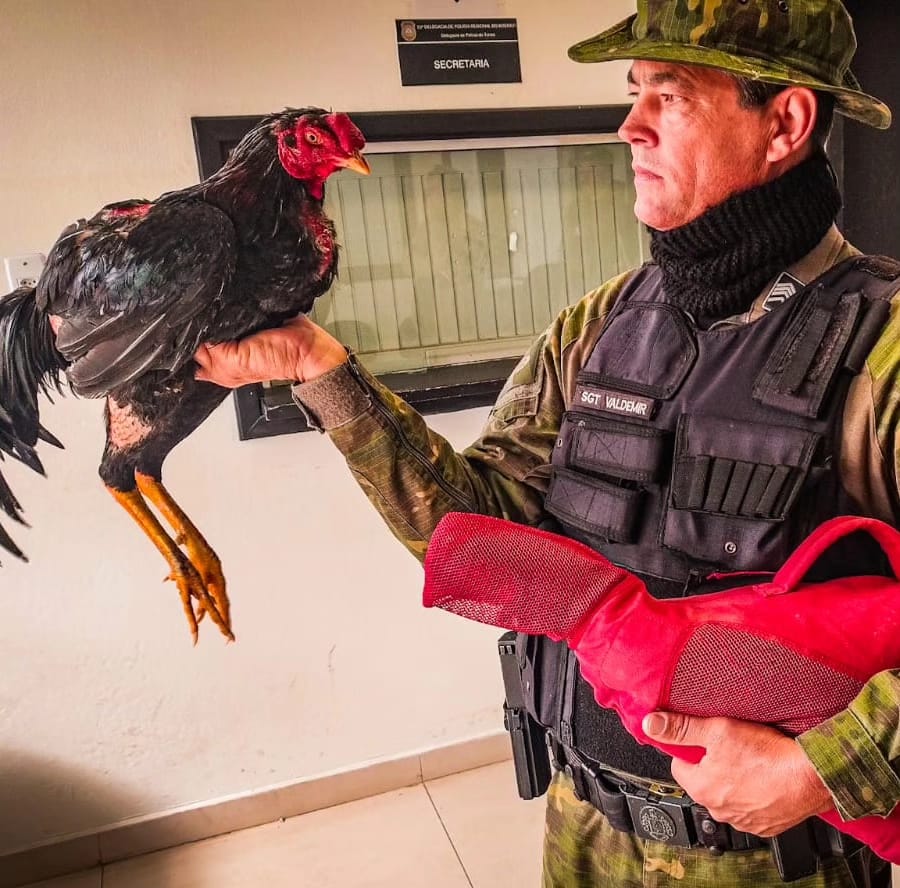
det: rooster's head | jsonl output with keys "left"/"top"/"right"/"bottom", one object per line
{"left": 273, "top": 108, "right": 369, "bottom": 200}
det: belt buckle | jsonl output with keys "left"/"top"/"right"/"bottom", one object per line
{"left": 625, "top": 787, "right": 694, "bottom": 847}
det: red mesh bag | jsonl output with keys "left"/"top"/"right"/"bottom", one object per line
{"left": 423, "top": 512, "right": 900, "bottom": 863}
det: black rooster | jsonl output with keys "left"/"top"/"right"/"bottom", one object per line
{"left": 0, "top": 108, "right": 369, "bottom": 642}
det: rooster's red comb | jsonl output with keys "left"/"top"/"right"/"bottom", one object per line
{"left": 324, "top": 113, "right": 365, "bottom": 154}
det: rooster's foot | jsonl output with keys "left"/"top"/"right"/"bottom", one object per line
{"left": 167, "top": 555, "right": 234, "bottom": 644}
{"left": 136, "top": 472, "right": 233, "bottom": 641}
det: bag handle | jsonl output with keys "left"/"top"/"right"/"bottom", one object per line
{"left": 769, "top": 515, "right": 900, "bottom": 594}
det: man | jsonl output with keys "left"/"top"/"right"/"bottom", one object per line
{"left": 196, "top": 1, "right": 900, "bottom": 884}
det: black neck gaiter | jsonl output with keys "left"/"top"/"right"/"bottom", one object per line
{"left": 649, "top": 153, "right": 842, "bottom": 322}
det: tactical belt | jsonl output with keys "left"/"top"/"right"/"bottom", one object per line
{"left": 552, "top": 742, "right": 861, "bottom": 882}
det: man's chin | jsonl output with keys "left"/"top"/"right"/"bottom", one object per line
{"left": 635, "top": 202, "right": 674, "bottom": 231}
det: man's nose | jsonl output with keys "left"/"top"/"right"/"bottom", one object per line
{"left": 618, "top": 102, "right": 657, "bottom": 147}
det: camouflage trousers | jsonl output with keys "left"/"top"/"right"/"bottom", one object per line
{"left": 542, "top": 773, "right": 891, "bottom": 888}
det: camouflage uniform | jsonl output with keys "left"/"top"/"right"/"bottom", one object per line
{"left": 294, "top": 226, "right": 900, "bottom": 885}
{"left": 292, "top": 1, "right": 899, "bottom": 884}
{"left": 542, "top": 772, "right": 886, "bottom": 887}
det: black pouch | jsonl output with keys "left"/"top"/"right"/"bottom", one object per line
{"left": 568, "top": 413, "right": 666, "bottom": 484}
{"left": 546, "top": 467, "right": 643, "bottom": 544}
{"left": 662, "top": 414, "right": 820, "bottom": 569}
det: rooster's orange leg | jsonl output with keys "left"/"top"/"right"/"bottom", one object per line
{"left": 135, "top": 472, "right": 232, "bottom": 637}
{"left": 108, "top": 487, "right": 233, "bottom": 643}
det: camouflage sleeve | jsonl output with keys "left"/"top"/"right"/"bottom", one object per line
{"left": 291, "top": 275, "right": 628, "bottom": 561}
{"left": 839, "top": 296, "right": 900, "bottom": 524}
{"left": 800, "top": 298, "right": 900, "bottom": 821}
{"left": 797, "top": 670, "right": 900, "bottom": 821}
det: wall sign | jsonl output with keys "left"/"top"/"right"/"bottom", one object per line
{"left": 396, "top": 19, "right": 521, "bottom": 86}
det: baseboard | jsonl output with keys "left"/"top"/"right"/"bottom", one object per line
{"left": 2, "top": 731, "right": 511, "bottom": 888}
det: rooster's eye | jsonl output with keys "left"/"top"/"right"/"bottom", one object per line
{"left": 305, "top": 131, "right": 321, "bottom": 145}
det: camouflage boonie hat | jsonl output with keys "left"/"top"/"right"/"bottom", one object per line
{"left": 569, "top": 0, "right": 891, "bottom": 129}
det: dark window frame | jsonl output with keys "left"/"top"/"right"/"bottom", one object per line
{"left": 192, "top": 105, "right": 629, "bottom": 440}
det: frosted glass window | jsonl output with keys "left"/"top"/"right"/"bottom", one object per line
{"left": 312, "top": 140, "right": 647, "bottom": 375}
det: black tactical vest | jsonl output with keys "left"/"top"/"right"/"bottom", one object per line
{"left": 520, "top": 255, "right": 899, "bottom": 781}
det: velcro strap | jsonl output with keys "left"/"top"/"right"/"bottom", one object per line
{"left": 720, "top": 461, "right": 755, "bottom": 515}
{"left": 777, "top": 288, "right": 842, "bottom": 395}
{"left": 755, "top": 464, "right": 795, "bottom": 517}
{"left": 754, "top": 288, "right": 862, "bottom": 418}
{"left": 705, "top": 457, "right": 733, "bottom": 512}
{"left": 739, "top": 464, "right": 775, "bottom": 517}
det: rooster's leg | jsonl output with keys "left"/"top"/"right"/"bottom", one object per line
{"left": 135, "top": 472, "right": 232, "bottom": 636}
{"left": 108, "top": 487, "right": 233, "bottom": 643}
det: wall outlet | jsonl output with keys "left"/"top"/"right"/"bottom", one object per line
{"left": 3, "top": 253, "right": 46, "bottom": 291}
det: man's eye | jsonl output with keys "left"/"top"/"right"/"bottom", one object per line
{"left": 661, "top": 93, "right": 683, "bottom": 104}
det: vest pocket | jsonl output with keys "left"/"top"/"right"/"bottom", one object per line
{"left": 569, "top": 413, "right": 666, "bottom": 483}
{"left": 546, "top": 467, "right": 643, "bottom": 542}
{"left": 662, "top": 414, "right": 821, "bottom": 568}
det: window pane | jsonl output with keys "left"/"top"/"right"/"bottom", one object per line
{"left": 311, "top": 141, "right": 646, "bottom": 375}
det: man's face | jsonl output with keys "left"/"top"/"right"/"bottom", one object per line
{"left": 619, "top": 61, "right": 778, "bottom": 231}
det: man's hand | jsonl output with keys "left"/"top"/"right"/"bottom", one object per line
{"left": 194, "top": 315, "right": 347, "bottom": 388}
{"left": 643, "top": 712, "right": 834, "bottom": 836}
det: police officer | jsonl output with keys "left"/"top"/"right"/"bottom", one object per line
{"left": 196, "top": 1, "right": 900, "bottom": 885}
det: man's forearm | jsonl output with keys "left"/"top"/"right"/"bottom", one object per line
{"left": 292, "top": 355, "right": 548, "bottom": 560}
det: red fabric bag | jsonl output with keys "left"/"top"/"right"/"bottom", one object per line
{"left": 423, "top": 512, "right": 900, "bottom": 862}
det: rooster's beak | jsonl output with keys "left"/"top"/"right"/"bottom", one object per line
{"left": 340, "top": 151, "right": 371, "bottom": 176}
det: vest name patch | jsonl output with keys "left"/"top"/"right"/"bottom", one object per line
{"left": 575, "top": 385, "right": 657, "bottom": 419}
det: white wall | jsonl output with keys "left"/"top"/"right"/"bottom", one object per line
{"left": 0, "top": 0, "right": 634, "bottom": 853}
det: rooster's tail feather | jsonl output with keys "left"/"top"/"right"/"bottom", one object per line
{"left": 0, "top": 286, "right": 68, "bottom": 562}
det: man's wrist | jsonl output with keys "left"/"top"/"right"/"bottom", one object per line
{"left": 294, "top": 349, "right": 348, "bottom": 384}
{"left": 291, "top": 353, "right": 371, "bottom": 431}
{"left": 291, "top": 322, "right": 350, "bottom": 384}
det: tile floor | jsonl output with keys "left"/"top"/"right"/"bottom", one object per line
{"left": 22, "top": 761, "right": 546, "bottom": 888}
{"left": 19, "top": 763, "right": 900, "bottom": 888}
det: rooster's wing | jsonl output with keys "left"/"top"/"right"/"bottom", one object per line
{"left": 38, "top": 196, "right": 237, "bottom": 398}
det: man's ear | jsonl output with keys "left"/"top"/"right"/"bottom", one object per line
{"left": 767, "top": 87, "right": 818, "bottom": 163}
